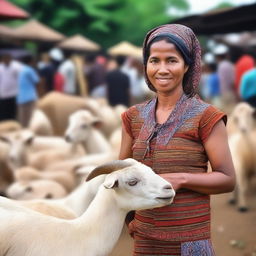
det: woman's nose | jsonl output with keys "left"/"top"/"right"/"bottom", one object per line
{"left": 158, "top": 63, "right": 169, "bottom": 73}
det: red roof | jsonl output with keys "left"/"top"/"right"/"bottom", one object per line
{"left": 0, "top": 0, "right": 29, "bottom": 20}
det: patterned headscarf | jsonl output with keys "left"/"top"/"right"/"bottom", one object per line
{"left": 143, "top": 24, "right": 201, "bottom": 97}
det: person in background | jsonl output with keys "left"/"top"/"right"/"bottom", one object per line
{"left": 0, "top": 53, "right": 23, "bottom": 121}
{"left": 119, "top": 24, "right": 235, "bottom": 255}
{"left": 122, "top": 56, "right": 151, "bottom": 105}
{"left": 17, "top": 55, "right": 39, "bottom": 127}
{"left": 213, "top": 44, "right": 236, "bottom": 107}
{"left": 48, "top": 48, "right": 64, "bottom": 93}
{"left": 234, "top": 49, "right": 254, "bottom": 98}
{"left": 58, "top": 51, "right": 76, "bottom": 95}
{"left": 37, "top": 52, "right": 55, "bottom": 95}
{"left": 201, "top": 53, "right": 221, "bottom": 107}
{"left": 106, "top": 55, "right": 130, "bottom": 107}
{"left": 239, "top": 53, "right": 256, "bottom": 107}
{"left": 199, "top": 52, "right": 213, "bottom": 100}
{"left": 84, "top": 53, "right": 107, "bottom": 97}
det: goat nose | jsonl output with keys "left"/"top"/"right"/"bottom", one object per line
{"left": 241, "top": 128, "right": 247, "bottom": 133}
{"left": 9, "top": 155, "right": 16, "bottom": 162}
{"left": 163, "top": 184, "right": 173, "bottom": 190}
{"left": 65, "top": 135, "right": 71, "bottom": 142}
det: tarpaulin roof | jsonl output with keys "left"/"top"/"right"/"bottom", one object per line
{"left": 58, "top": 34, "right": 100, "bottom": 51}
{"left": 0, "top": 0, "right": 29, "bottom": 21}
{"left": 108, "top": 41, "right": 142, "bottom": 59}
{"left": 0, "top": 24, "right": 17, "bottom": 37}
{"left": 12, "top": 19, "right": 65, "bottom": 42}
{"left": 171, "top": 3, "right": 256, "bottom": 35}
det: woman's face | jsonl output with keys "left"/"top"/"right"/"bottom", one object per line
{"left": 146, "top": 40, "right": 188, "bottom": 95}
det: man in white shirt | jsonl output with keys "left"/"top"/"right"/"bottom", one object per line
{"left": 213, "top": 44, "right": 236, "bottom": 106}
{"left": 58, "top": 53, "right": 76, "bottom": 95}
{"left": 0, "top": 53, "right": 23, "bottom": 121}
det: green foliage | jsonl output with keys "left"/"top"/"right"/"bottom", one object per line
{"left": 211, "top": 2, "right": 234, "bottom": 10}
{"left": 10, "top": 0, "right": 190, "bottom": 49}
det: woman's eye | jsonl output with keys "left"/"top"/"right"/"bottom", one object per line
{"left": 149, "top": 59, "right": 158, "bottom": 64}
{"left": 168, "top": 59, "right": 177, "bottom": 63}
{"left": 127, "top": 179, "right": 138, "bottom": 186}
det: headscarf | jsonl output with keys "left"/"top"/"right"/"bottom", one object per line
{"left": 143, "top": 24, "right": 201, "bottom": 97}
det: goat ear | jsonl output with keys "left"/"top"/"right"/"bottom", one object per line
{"left": 0, "top": 136, "right": 10, "bottom": 144}
{"left": 92, "top": 120, "right": 103, "bottom": 129}
{"left": 25, "top": 136, "right": 34, "bottom": 146}
{"left": 104, "top": 174, "right": 119, "bottom": 189}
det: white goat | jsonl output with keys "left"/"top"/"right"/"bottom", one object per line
{"left": 47, "top": 151, "right": 118, "bottom": 172}
{"left": 109, "top": 127, "right": 122, "bottom": 154}
{"left": 65, "top": 109, "right": 111, "bottom": 154}
{"left": 0, "top": 140, "right": 14, "bottom": 193}
{"left": 83, "top": 98, "right": 122, "bottom": 138}
{"left": 14, "top": 166, "right": 77, "bottom": 192}
{"left": 6, "top": 179, "right": 67, "bottom": 200}
{"left": 227, "top": 102, "right": 256, "bottom": 211}
{"left": 0, "top": 120, "right": 22, "bottom": 134}
{"left": 0, "top": 159, "right": 175, "bottom": 256}
{"left": 227, "top": 102, "right": 256, "bottom": 135}
{"left": 0, "top": 130, "right": 84, "bottom": 170}
{"left": 28, "top": 109, "right": 53, "bottom": 136}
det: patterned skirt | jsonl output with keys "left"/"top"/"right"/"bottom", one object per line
{"left": 133, "top": 235, "right": 216, "bottom": 256}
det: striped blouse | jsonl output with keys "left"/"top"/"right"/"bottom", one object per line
{"left": 122, "top": 94, "right": 226, "bottom": 242}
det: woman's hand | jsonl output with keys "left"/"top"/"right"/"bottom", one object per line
{"left": 159, "top": 173, "right": 186, "bottom": 191}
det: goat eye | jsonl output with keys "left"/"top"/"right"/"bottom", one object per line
{"left": 127, "top": 179, "right": 138, "bottom": 186}
{"left": 25, "top": 186, "right": 33, "bottom": 192}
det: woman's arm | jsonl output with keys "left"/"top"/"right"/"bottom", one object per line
{"left": 160, "top": 120, "right": 236, "bottom": 194}
{"left": 119, "top": 122, "right": 133, "bottom": 160}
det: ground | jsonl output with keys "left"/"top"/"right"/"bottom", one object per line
{"left": 212, "top": 181, "right": 256, "bottom": 256}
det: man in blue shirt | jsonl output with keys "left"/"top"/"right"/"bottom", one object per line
{"left": 240, "top": 58, "right": 256, "bottom": 107}
{"left": 17, "top": 55, "right": 39, "bottom": 127}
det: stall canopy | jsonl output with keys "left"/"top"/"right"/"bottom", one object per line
{"left": 108, "top": 41, "right": 142, "bottom": 59}
{"left": 12, "top": 19, "right": 65, "bottom": 42}
{"left": 0, "top": 0, "right": 29, "bottom": 20}
{"left": 58, "top": 34, "right": 100, "bottom": 51}
{"left": 171, "top": 3, "right": 256, "bottom": 35}
{"left": 0, "top": 24, "right": 17, "bottom": 37}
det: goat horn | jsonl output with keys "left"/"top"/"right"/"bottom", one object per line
{"left": 86, "top": 160, "right": 133, "bottom": 181}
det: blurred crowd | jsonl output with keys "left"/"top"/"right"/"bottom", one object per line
{"left": 200, "top": 42, "right": 256, "bottom": 112}
{"left": 0, "top": 49, "right": 152, "bottom": 126}
{"left": 1, "top": 41, "right": 256, "bottom": 126}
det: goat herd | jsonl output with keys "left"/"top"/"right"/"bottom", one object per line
{"left": 0, "top": 91, "right": 255, "bottom": 256}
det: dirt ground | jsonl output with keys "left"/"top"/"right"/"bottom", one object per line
{"left": 212, "top": 189, "right": 256, "bottom": 256}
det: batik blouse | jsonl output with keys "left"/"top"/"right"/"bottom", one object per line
{"left": 121, "top": 93, "right": 227, "bottom": 242}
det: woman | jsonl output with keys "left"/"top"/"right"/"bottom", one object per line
{"left": 119, "top": 24, "right": 235, "bottom": 255}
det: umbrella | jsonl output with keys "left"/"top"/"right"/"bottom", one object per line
{"left": 108, "top": 41, "right": 142, "bottom": 59}
{"left": 0, "top": 24, "right": 17, "bottom": 37}
{"left": 58, "top": 34, "right": 100, "bottom": 51}
{"left": 0, "top": 0, "right": 29, "bottom": 21}
{"left": 12, "top": 19, "right": 65, "bottom": 42}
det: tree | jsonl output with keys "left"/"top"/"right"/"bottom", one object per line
{"left": 10, "top": 0, "right": 189, "bottom": 49}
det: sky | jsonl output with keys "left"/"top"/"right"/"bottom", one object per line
{"left": 187, "top": 0, "right": 256, "bottom": 14}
